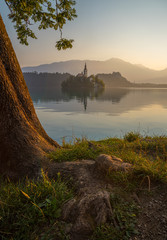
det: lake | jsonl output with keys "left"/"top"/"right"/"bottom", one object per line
{"left": 32, "top": 87, "right": 167, "bottom": 144}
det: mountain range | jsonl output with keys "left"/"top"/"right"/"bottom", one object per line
{"left": 22, "top": 58, "right": 167, "bottom": 84}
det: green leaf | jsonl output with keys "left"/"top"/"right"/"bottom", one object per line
{"left": 46, "top": 198, "right": 52, "bottom": 204}
{"left": 5, "top": 0, "right": 77, "bottom": 47}
{"left": 55, "top": 38, "right": 74, "bottom": 50}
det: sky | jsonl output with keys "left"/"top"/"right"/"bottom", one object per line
{"left": 1, "top": 0, "right": 167, "bottom": 69}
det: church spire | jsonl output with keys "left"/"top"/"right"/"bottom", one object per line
{"left": 83, "top": 62, "right": 88, "bottom": 77}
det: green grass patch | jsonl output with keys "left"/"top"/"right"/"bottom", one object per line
{"left": 50, "top": 135, "right": 167, "bottom": 185}
{"left": 0, "top": 171, "right": 73, "bottom": 240}
{"left": 49, "top": 138, "right": 103, "bottom": 162}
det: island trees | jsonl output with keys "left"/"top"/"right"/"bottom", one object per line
{"left": 0, "top": 0, "right": 77, "bottom": 179}
{"left": 61, "top": 75, "right": 105, "bottom": 89}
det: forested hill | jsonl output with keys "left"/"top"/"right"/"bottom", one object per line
{"left": 97, "top": 73, "right": 167, "bottom": 88}
{"left": 97, "top": 72, "right": 132, "bottom": 87}
{"left": 23, "top": 72, "right": 71, "bottom": 90}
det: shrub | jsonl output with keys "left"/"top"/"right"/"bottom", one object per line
{"left": 124, "top": 132, "right": 141, "bottom": 142}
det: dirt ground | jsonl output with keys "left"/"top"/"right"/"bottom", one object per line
{"left": 131, "top": 184, "right": 167, "bottom": 240}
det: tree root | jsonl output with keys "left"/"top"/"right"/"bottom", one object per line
{"left": 47, "top": 154, "right": 133, "bottom": 240}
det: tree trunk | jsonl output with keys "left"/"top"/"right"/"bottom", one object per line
{"left": 0, "top": 15, "right": 59, "bottom": 180}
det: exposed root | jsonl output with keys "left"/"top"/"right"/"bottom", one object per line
{"left": 47, "top": 155, "right": 133, "bottom": 239}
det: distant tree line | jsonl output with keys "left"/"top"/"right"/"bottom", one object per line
{"left": 23, "top": 72, "right": 70, "bottom": 90}
{"left": 24, "top": 72, "right": 167, "bottom": 93}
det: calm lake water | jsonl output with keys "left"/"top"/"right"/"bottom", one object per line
{"left": 32, "top": 88, "right": 167, "bottom": 144}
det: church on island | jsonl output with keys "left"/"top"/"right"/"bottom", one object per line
{"left": 61, "top": 62, "right": 104, "bottom": 90}
{"left": 77, "top": 63, "right": 88, "bottom": 78}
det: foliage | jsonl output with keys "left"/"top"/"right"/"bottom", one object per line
{"left": 61, "top": 75, "right": 105, "bottom": 89}
{"left": 91, "top": 193, "right": 139, "bottom": 240}
{"left": 91, "top": 75, "right": 105, "bottom": 88}
{"left": 124, "top": 131, "right": 141, "bottom": 142}
{"left": 62, "top": 75, "right": 93, "bottom": 89}
{"left": 56, "top": 38, "right": 74, "bottom": 50}
{"left": 0, "top": 172, "right": 73, "bottom": 240}
{"left": 4, "top": 0, "right": 77, "bottom": 48}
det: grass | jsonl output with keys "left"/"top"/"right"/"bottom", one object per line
{"left": 49, "top": 137, "right": 101, "bottom": 162}
{"left": 1, "top": 133, "right": 167, "bottom": 239}
{"left": 124, "top": 131, "right": 141, "bottom": 142}
{"left": 49, "top": 134, "right": 167, "bottom": 185}
{"left": 0, "top": 171, "right": 73, "bottom": 240}
{"left": 49, "top": 133, "right": 167, "bottom": 239}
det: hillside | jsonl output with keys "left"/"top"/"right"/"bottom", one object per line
{"left": 97, "top": 72, "right": 132, "bottom": 87}
{"left": 22, "top": 58, "right": 167, "bottom": 84}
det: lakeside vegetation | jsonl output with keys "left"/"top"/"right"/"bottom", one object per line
{"left": 1, "top": 133, "right": 167, "bottom": 239}
{"left": 50, "top": 133, "right": 167, "bottom": 184}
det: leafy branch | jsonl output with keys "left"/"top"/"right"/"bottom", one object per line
{"left": 4, "top": 0, "right": 77, "bottom": 49}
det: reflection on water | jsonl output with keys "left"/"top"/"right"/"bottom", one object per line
{"left": 62, "top": 87, "right": 105, "bottom": 111}
{"left": 31, "top": 87, "right": 167, "bottom": 143}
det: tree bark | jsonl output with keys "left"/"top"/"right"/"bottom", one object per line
{"left": 0, "top": 15, "right": 59, "bottom": 180}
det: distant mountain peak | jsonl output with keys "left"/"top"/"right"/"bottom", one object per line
{"left": 106, "top": 58, "right": 126, "bottom": 62}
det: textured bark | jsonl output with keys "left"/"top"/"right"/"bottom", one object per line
{"left": 0, "top": 15, "right": 59, "bottom": 179}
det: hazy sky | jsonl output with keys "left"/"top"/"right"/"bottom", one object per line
{"left": 1, "top": 0, "right": 167, "bottom": 69}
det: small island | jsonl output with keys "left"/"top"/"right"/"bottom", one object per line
{"left": 61, "top": 63, "right": 105, "bottom": 90}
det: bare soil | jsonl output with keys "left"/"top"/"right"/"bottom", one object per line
{"left": 131, "top": 184, "right": 167, "bottom": 240}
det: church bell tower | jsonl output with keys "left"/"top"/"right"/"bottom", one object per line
{"left": 83, "top": 63, "right": 88, "bottom": 77}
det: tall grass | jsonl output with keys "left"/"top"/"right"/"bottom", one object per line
{"left": 0, "top": 171, "right": 73, "bottom": 240}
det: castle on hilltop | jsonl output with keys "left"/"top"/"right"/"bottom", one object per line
{"left": 77, "top": 63, "right": 88, "bottom": 77}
